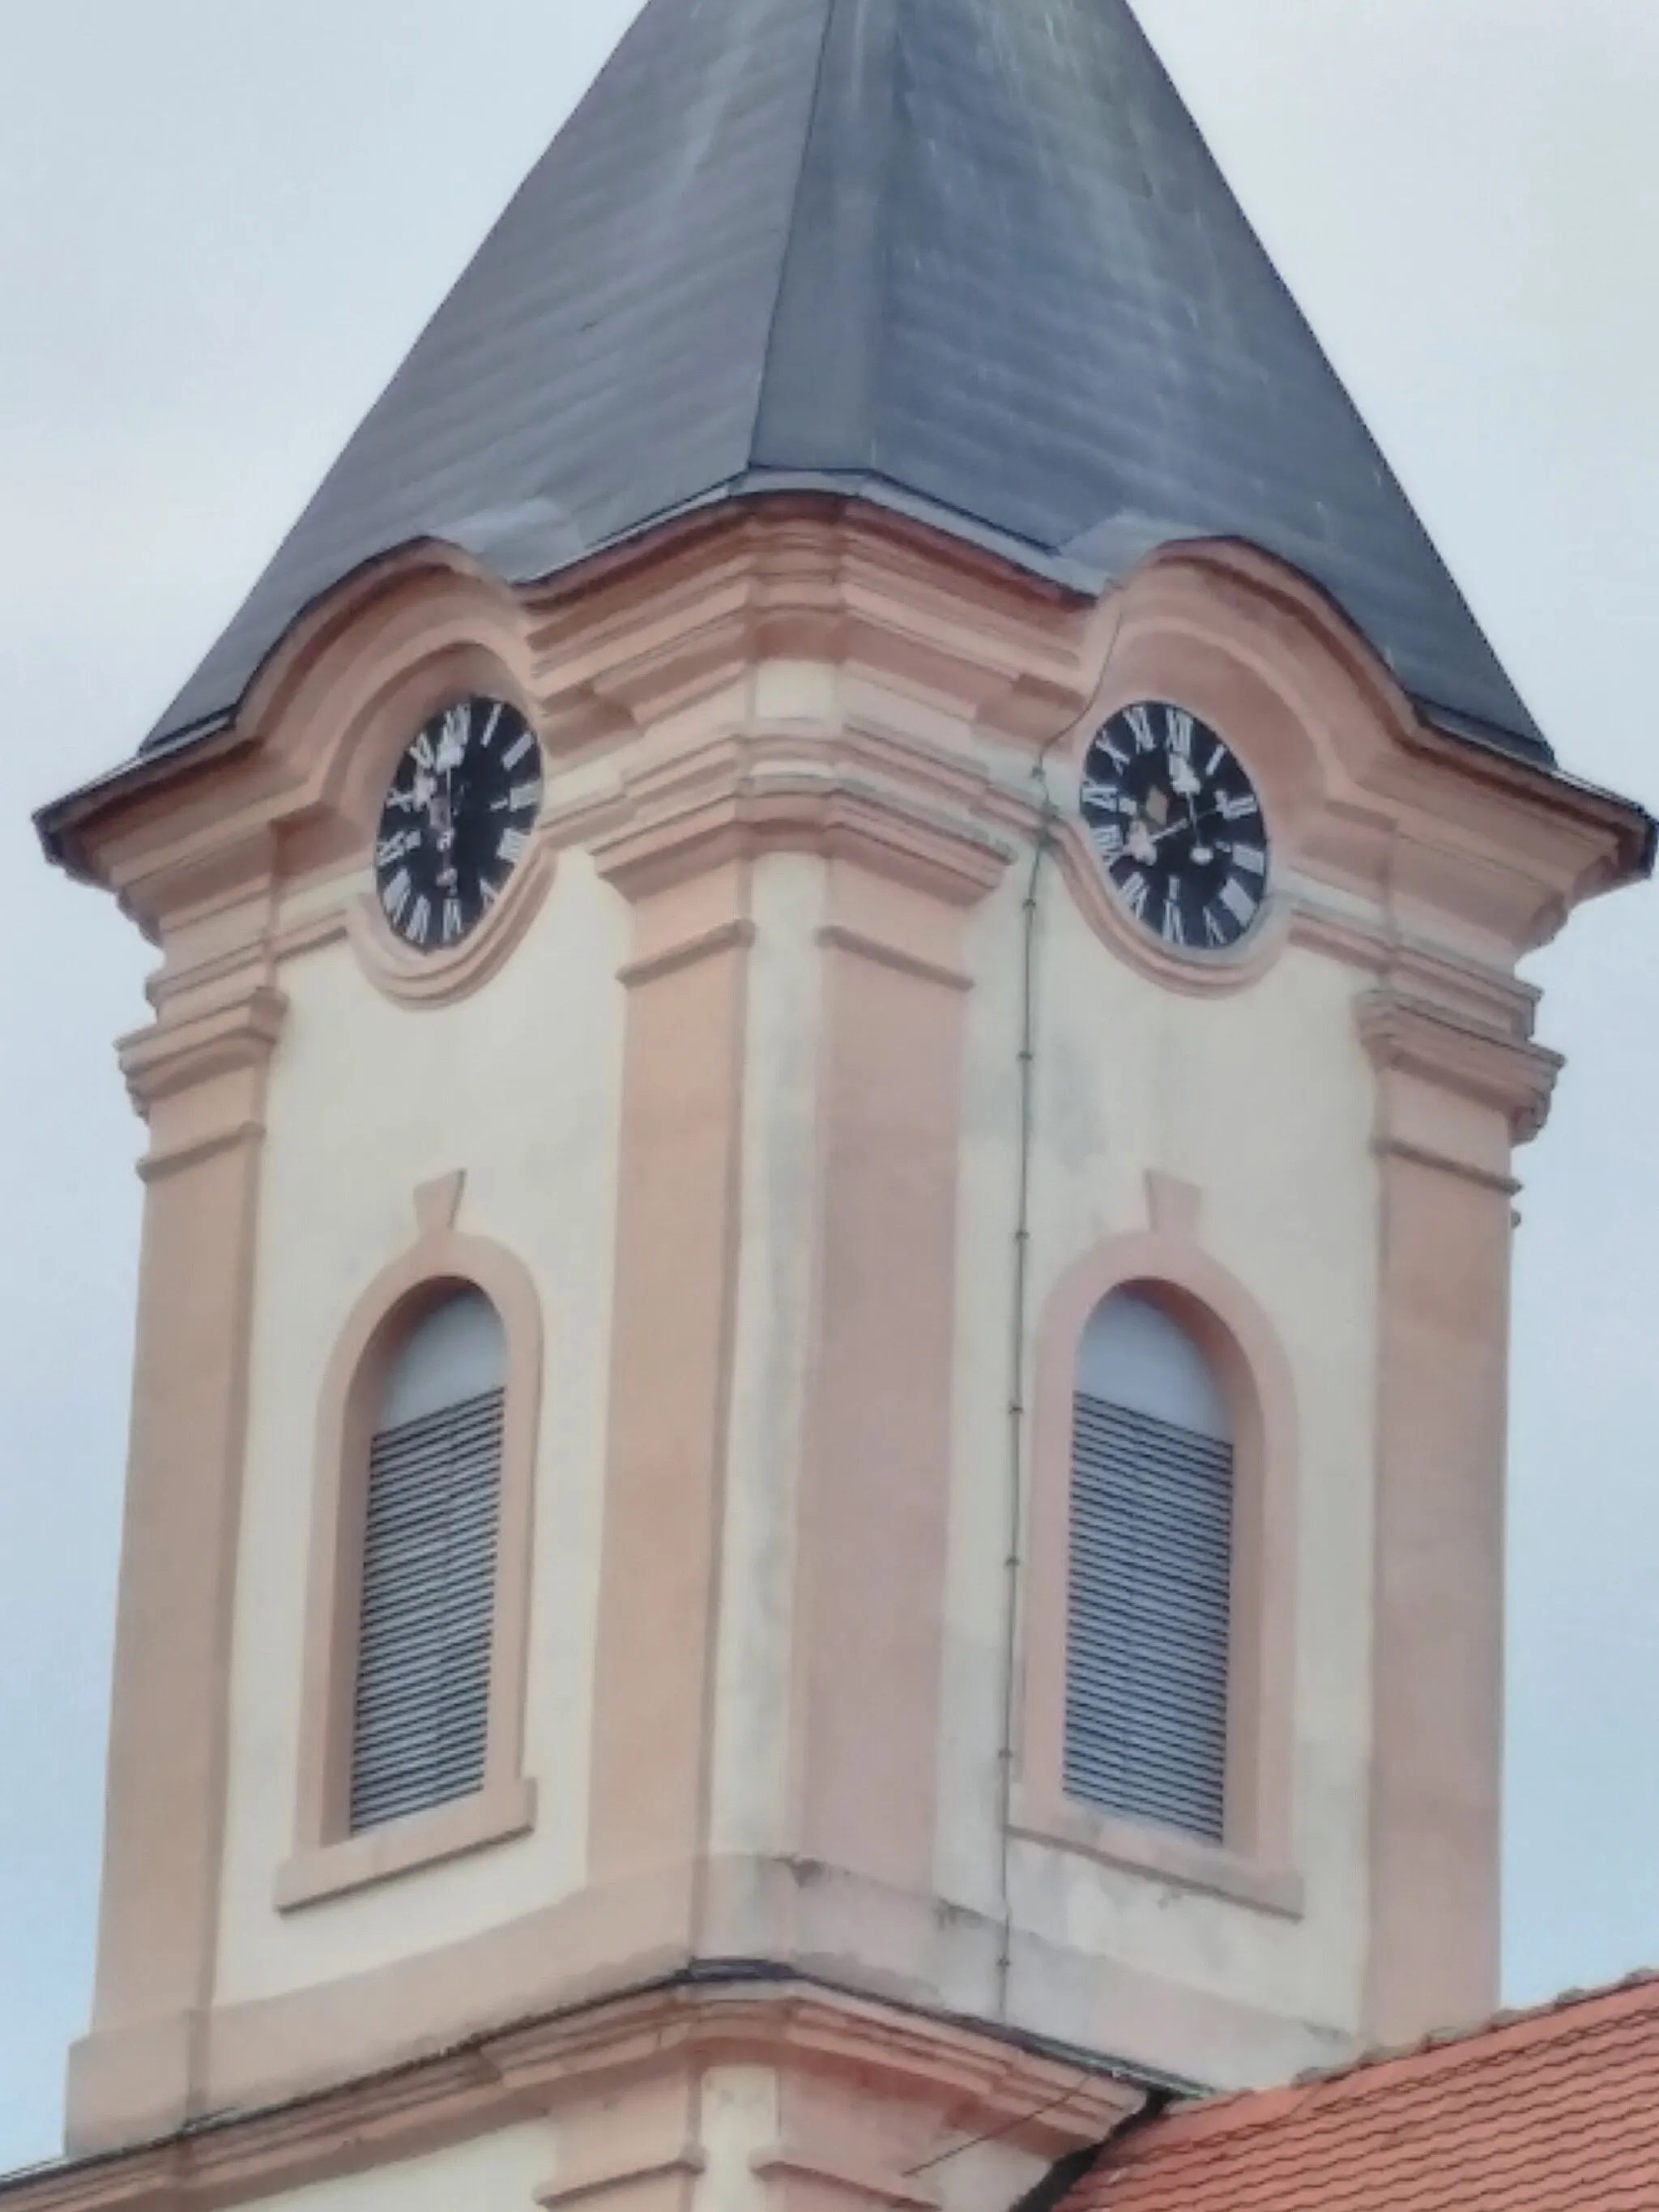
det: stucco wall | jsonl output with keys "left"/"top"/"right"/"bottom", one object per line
{"left": 942, "top": 856, "right": 1380, "bottom": 2061}
{"left": 247, "top": 2126, "right": 555, "bottom": 2212}
{"left": 215, "top": 853, "right": 627, "bottom": 2004}
{"left": 211, "top": 669, "right": 1381, "bottom": 2067}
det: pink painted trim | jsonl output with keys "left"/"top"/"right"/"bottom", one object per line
{"left": 1020, "top": 1230, "right": 1299, "bottom": 1882}
{"left": 290, "top": 1202, "right": 544, "bottom": 1873}
{"left": 1008, "top": 1787, "right": 1303, "bottom": 1919}
{"left": 275, "top": 1776, "right": 536, "bottom": 1912}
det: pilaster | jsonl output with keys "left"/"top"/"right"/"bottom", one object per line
{"left": 584, "top": 831, "right": 753, "bottom": 1944}
{"left": 68, "top": 863, "right": 285, "bottom": 2151}
{"left": 1358, "top": 955, "right": 1559, "bottom": 2044}
{"left": 787, "top": 850, "right": 996, "bottom": 1905}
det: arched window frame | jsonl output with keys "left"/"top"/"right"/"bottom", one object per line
{"left": 1016, "top": 1229, "right": 1303, "bottom": 1918}
{"left": 277, "top": 1178, "right": 543, "bottom": 1910}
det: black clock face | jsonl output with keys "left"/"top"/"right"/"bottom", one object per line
{"left": 374, "top": 697, "right": 544, "bottom": 951}
{"left": 1079, "top": 702, "right": 1270, "bottom": 953}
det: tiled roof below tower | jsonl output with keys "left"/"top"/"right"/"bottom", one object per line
{"left": 1065, "top": 1971, "right": 1659, "bottom": 2212}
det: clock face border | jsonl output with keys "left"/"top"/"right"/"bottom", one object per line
{"left": 373, "top": 695, "right": 546, "bottom": 957}
{"left": 350, "top": 689, "right": 558, "bottom": 1011}
{"left": 1077, "top": 699, "right": 1273, "bottom": 960}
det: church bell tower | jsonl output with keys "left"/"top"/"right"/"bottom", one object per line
{"left": 22, "top": 0, "right": 1652, "bottom": 2206}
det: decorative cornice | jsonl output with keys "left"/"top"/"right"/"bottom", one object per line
{"left": 591, "top": 762, "right": 1012, "bottom": 909}
{"left": 486, "top": 1980, "right": 1144, "bottom": 2148}
{"left": 118, "top": 988, "right": 288, "bottom": 1121}
{"left": 43, "top": 505, "right": 1650, "bottom": 1006}
{"left": 1358, "top": 991, "right": 1562, "bottom": 1145}
{"left": 0, "top": 1980, "right": 1145, "bottom": 2212}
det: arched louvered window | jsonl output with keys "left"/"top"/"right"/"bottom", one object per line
{"left": 1064, "top": 1288, "right": 1235, "bottom": 1843}
{"left": 349, "top": 1286, "right": 506, "bottom": 1835}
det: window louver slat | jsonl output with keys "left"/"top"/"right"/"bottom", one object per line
{"left": 1064, "top": 1389, "right": 1233, "bottom": 1844}
{"left": 349, "top": 1385, "right": 505, "bottom": 1835}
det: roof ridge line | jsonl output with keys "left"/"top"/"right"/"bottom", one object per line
{"left": 1126, "top": 1965, "right": 1659, "bottom": 2150}
{"left": 744, "top": 0, "right": 842, "bottom": 470}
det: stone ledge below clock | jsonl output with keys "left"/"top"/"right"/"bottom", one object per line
{"left": 274, "top": 1775, "right": 537, "bottom": 1912}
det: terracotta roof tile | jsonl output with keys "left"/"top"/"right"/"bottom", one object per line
{"left": 1064, "top": 1972, "right": 1659, "bottom": 2212}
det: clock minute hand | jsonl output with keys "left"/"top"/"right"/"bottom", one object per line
{"left": 1149, "top": 803, "right": 1226, "bottom": 849}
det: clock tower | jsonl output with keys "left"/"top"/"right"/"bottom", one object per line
{"left": 17, "top": 1, "right": 1652, "bottom": 2208}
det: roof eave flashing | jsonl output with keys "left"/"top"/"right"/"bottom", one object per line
{"left": 1404, "top": 711, "right": 1657, "bottom": 892}
{"left": 36, "top": 717, "right": 249, "bottom": 887}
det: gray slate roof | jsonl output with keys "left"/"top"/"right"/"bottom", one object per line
{"left": 146, "top": 0, "right": 1550, "bottom": 761}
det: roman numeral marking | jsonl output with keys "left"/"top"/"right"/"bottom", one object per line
{"left": 1218, "top": 791, "right": 1259, "bottom": 823}
{"left": 1081, "top": 776, "right": 1121, "bottom": 810}
{"left": 1119, "top": 869, "right": 1149, "bottom": 919}
{"left": 1165, "top": 707, "right": 1194, "bottom": 757}
{"left": 407, "top": 894, "right": 433, "bottom": 945}
{"left": 1162, "top": 898, "right": 1187, "bottom": 947}
{"left": 381, "top": 868, "right": 412, "bottom": 924}
{"left": 497, "top": 827, "right": 530, "bottom": 865}
{"left": 1219, "top": 878, "right": 1257, "bottom": 927}
{"left": 502, "top": 730, "right": 537, "bottom": 771}
{"left": 412, "top": 731, "right": 436, "bottom": 772}
{"left": 1205, "top": 745, "right": 1226, "bottom": 778}
{"left": 1125, "top": 705, "right": 1158, "bottom": 754}
{"left": 493, "top": 779, "right": 544, "bottom": 814}
{"left": 1091, "top": 822, "right": 1125, "bottom": 857}
{"left": 442, "top": 898, "right": 465, "bottom": 943}
{"left": 478, "top": 702, "right": 505, "bottom": 749}
{"left": 376, "top": 829, "right": 419, "bottom": 868}
{"left": 440, "top": 702, "right": 471, "bottom": 752}
{"left": 1204, "top": 907, "right": 1228, "bottom": 948}
{"left": 1232, "top": 844, "right": 1267, "bottom": 876}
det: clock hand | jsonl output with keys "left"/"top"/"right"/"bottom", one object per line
{"left": 1148, "top": 803, "right": 1225, "bottom": 849}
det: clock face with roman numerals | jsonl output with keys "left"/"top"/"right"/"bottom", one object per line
{"left": 1078, "top": 701, "right": 1270, "bottom": 954}
{"left": 374, "top": 697, "right": 544, "bottom": 952}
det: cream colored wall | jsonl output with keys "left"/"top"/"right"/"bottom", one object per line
{"left": 708, "top": 854, "right": 825, "bottom": 1860}
{"left": 941, "top": 856, "right": 1380, "bottom": 2048}
{"left": 246, "top": 2124, "right": 554, "bottom": 2212}
{"left": 215, "top": 852, "right": 629, "bottom": 2005}
{"left": 693, "top": 2068, "right": 777, "bottom": 2212}
{"left": 215, "top": 643, "right": 1380, "bottom": 2044}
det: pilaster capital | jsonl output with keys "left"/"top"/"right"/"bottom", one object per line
{"left": 120, "top": 986, "right": 288, "bottom": 1115}
{"left": 1358, "top": 990, "right": 1562, "bottom": 1149}
{"left": 119, "top": 985, "right": 288, "bottom": 1178}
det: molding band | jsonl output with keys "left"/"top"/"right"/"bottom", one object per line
{"left": 536, "top": 2153, "right": 706, "bottom": 2210}
{"left": 816, "top": 924, "right": 972, "bottom": 995}
{"left": 139, "top": 1122, "right": 268, "bottom": 1185}
{"left": 1358, "top": 989, "right": 1561, "bottom": 1144}
{"left": 750, "top": 2151, "right": 941, "bottom": 2210}
{"left": 1371, "top": 1136, "right": 1520, "bottom": 1198}
{"left": 616, "top": 918, "right": 757, "bottom": 991}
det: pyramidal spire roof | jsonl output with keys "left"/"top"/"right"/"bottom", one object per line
{"left": 148, "top": 0, "right": 1550, "bottom": 761}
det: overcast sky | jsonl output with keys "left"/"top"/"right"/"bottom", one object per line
{"left": 3, "top": 0, "right": 1658, "bottom": 2172}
